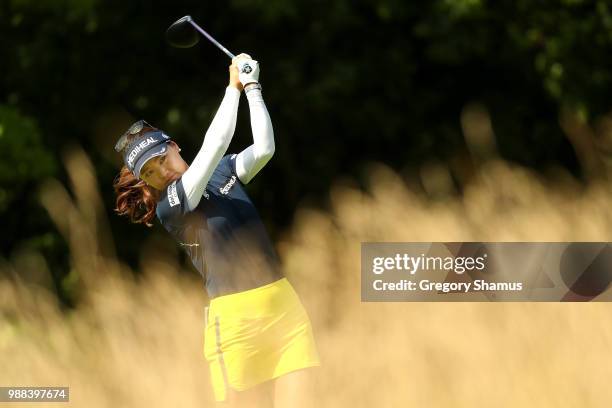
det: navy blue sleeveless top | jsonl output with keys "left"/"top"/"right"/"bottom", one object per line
{"left": 155, "top": 154, "right": 283, "bottom": 299}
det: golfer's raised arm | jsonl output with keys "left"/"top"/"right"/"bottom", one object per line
{"left": 182, "top": 59, "right": 246, "bottom": 210}
{"left": 235, "top": 62, "right": 275, "bottom": 184}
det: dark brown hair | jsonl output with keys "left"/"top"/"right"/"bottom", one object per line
{"left": 112, "top": 127, "right": 160, "bottom": 227}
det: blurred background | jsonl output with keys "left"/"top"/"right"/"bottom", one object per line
{"left": 1, "top": 0, "right": 612, "bottom": 406}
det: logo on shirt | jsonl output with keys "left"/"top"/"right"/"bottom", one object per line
{"left": 168, "top": 180, "right": 180, "bottom": 207}
{"left": 220, "top": 175, "right": 237, "bottom": 195}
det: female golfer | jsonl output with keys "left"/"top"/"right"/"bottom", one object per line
{"left": 113, "top": 54, "right": 320, "bottom": 407}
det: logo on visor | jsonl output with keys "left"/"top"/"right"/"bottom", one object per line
{"left": 127, "top": 136, "right": 156, "bottom": 167}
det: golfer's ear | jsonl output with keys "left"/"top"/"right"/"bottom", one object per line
{"left": 169, "top": 140, "right": 181, "bottom": 152}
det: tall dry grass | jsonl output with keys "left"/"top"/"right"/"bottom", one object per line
{"left": 2, "top": 106, "right": 612, "bottom": 407}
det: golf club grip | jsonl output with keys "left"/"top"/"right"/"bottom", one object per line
{"left": 188, "top": 20, "right": 235, "bottom": 59}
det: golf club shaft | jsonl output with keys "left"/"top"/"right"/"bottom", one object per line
{"left": 188, "top": 20, "right": 235, "bottom": 59}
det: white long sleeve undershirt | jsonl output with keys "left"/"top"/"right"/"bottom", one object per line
{"left": 182, "top": 86, "right": 240, "bottom": 211}
{"left": 181, "top": 86, "right": 275, "bottom": 212}
{"left": 235, "top": 88, "right": 275, "bottom": 184}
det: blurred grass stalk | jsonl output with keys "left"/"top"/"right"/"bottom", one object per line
{"left": 1, "top": 107, "right": 612, "bottom": 406}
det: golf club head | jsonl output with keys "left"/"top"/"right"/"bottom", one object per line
{"left": 166, "top": 15, "right": 200, "bottom": 48}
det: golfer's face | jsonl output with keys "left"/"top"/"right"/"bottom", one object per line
{"left": 140, "top": 143, "right": 183, "bottom": 190}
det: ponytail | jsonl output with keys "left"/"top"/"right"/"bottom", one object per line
{"left": 113, "top": 165, "right": 160, "bottom": 227}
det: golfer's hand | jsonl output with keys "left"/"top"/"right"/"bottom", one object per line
{"left": 232, "top": 53, "right": 260, "bottom": 86}
{"left": 230, "top": 53, "right": 259, "bottom": 91}
{"left": 228, "top": 60, "right": 243, "bottom": 91}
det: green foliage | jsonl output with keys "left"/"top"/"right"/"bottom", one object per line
{"left": 1, "top": 0, "right": 612, "bottom": 301}
{"left": 0, "top": 106, "right": 56, "bottom": 212}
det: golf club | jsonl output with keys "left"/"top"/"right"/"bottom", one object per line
{"left": 166, "top": 15, "right": 235, "bottom": 59}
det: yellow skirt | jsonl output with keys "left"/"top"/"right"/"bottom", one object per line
{"left": 203, "top": 277, "right": 321, "bottom": 402}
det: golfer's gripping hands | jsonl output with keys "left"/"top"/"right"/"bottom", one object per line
{"left": 233, "top": 53, "right": 260, "bottom": 86}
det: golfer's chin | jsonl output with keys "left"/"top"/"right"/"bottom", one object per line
{"left": 163, "top": 173, "right": 182, "bottom": 188}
